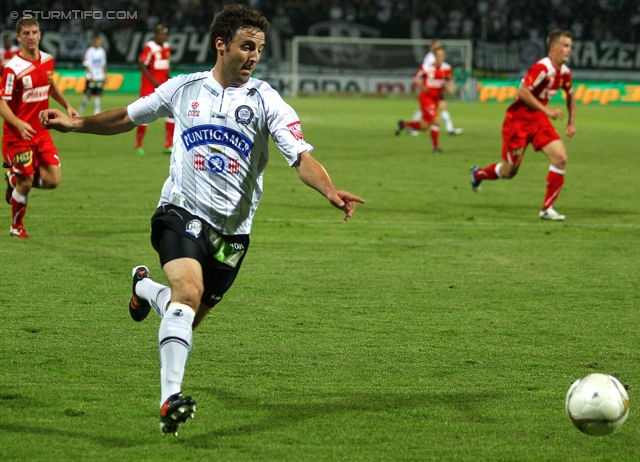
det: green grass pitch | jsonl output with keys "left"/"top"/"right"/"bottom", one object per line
{"left": 0, "top": 92, "right": 639, "bottom": 461}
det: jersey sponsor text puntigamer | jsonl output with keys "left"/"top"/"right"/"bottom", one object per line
{"left": 127, "top": 72, "right": 313, "bottom": 235}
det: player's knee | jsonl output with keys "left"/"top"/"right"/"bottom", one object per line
{"left": 40, "top": 177, "right": 60, "bottom": 189}
{"left": 501, "top": 165, "right": 518, "bottom": 179}
{"left": 554, "top": 155, "right": 567, "bottom": 170}
{"left": 16, "top": 175, "right": 33, "bottom": 189}
{"left": 174, "top": 280, "right": 204, "bottom": 310}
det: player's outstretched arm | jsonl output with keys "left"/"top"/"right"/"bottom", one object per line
{"left": 294, "top": 151, "right": 364, "bottom": 222}
{"left": 39, "top": 107, "right": 137, "bottom": 135}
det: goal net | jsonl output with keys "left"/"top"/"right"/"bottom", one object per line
{"left": 290, "top": 37, "right": 472, "bottom": 96}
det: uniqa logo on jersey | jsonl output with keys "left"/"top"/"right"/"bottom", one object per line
{"left": 181, "top": 125, "right": 253, "bottom": 158}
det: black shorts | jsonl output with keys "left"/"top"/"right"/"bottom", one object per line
{"left": 84, "top": 80, "right": 104, "bottom": 96}
{"left": 150, "top": 204, "right": 250, "bottom": 307}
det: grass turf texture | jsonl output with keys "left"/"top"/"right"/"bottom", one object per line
{"left": 0, "top": 93, "right": 639, "bottom": 461}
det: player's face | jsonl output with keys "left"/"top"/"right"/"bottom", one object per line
{"left": 435, "top": 49, "right": 445, "bottom": 65}
{"left": 16, "top": 25, "right": 41, "bottom": 53}
{"left": 155, "top": 31, "right": 167, "bottom": 44}
{"left": 550, "top": 36, "right": 572, "bottom": 65}
{"left": 216, "top": 28, "right": 265, "bottom": 87}
{"left": 93, "top": 37, "right": 101, "bottom": 48}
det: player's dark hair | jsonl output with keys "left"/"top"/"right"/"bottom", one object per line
{"left": 16, "top": 18, "right": 39, "bottom": 34}
{"left": 208, "top": 4, "right": 270, "bottom": 53}
{"left": 546, "top": 29, "right": 572, "bottom": 48}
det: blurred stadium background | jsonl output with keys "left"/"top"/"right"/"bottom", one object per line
{"left": 2, "top": 0, "right": 639, "bottom": 101}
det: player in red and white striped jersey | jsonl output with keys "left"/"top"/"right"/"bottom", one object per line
{"left": 0, "top": 18, "right": 77, "bottom": 238}
{"left": 407, "top": 39, "right": 462, "bottom": 136}
{"left": 395, "top": 46, "right": 453, "bottom": 153}
{"left": 134, "top": 24, "right": 173, "bottom": 156}
{"left": 470, "top": 29, "right": 576, "bottom": 221}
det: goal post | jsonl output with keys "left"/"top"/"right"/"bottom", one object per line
{"left": 290, "top": 36, "right": 472, "bottom": 97}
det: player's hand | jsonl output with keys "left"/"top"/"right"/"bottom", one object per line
{"left": 15, "top": 120, "right": 37, "bottom": 141}
{"left": 326, "top": 190, "right": 365, "bottom": 222}
{"left": 39, "top": 108, "right": 73, "bottom": 132}
{"left": 66, "top": 106, "right": 79, "bottom": 118}
{"left": 546, "top": 108, "right": 564, "bottom": 120}
{"left": 566, "top": 123, "right": 576, "bottom": 139}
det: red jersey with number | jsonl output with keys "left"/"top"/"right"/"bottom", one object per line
{"left": 0, "top": 51, "right": 54, "bottom": 141}
{"left": 414, "top": 62, "right": 452, "bottom": 102}
{"left": 139, "top": 40, "right": 170, "bottom": 96}
{"left": 508, "top": 57, "right": 572, "bottom": 118}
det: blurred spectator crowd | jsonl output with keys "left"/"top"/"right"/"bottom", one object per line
{"left": 2, "top": 0, "right": 639, "bottom": 43}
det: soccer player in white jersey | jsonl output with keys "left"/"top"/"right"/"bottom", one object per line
{"left": 40, "top": 4, "right": 364, "bottom": 436}
{"left": 78, "top": 35, "right": 107, "bottom": 116}
{"left": 408, "top": 39, "right": 463, "bottom": 136}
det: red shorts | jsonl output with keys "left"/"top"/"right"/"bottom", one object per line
{"left": 501, "top": 110, "right": 560, "bottom": 166}
{"left": 418, "top": 92, "right": 439, "bottom": 125}
{"left": 140, "top": 76, "right": 168, "bottom": 97}
{"left": 140, "top": 81, "right": 155, "bottom": 97}
{"left": 2, "top": 130, "right": 59, "bottom": 177}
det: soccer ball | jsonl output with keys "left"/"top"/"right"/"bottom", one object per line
{"left": 565, "top": 373, "right": 630, "bottom": 436}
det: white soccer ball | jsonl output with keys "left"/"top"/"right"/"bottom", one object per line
{"left": 565, "top": 373, "right": 630, "bottom": 436}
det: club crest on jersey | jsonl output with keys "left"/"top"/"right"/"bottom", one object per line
{"left": 235, "top": 105, "right": 254, "bottom": 124}
{"left": 207, "top": 155, "right": 226, "bottom": 175}
{"left": 188, "top": 101, "right": 200, "bottom": 117}
{"left": 186, "top": 219, "right": 202, "bottom": 238}
{"left": 286, "top": 121, "right": 304, "bottom": 141}
{"left": 22, "top": 75, "right": 33, "bottom": 89}
{"left": 194, "top": 153, "right": 239, "bottom": 175}
{"left": 181, "top": 125, "right": 253, "bottom": 158}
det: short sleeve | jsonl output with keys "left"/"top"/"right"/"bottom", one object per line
{"left": 139, "top": 45, "right": 151, "bottom": 66}
{"left": 263, "top": 88, "right": 313, "bottom": 166}
{"left": 522, "top": 63, "right": 547, "bottom": 91}
{"left": 561, "top": 69, "right": 573, "bottom": 94}
{"left": 0, "top": 67, "right": 16, "bottom": 100}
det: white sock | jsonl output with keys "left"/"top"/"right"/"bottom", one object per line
{"left": 441, "top": 110, "right": 454, "bottom": 132}
{"left": 12, "top": 189, "right": 28, "bottom": 204}
{"left": 78, "top": 97, "right": 89, "bottom": 115}
{"left": 159, "top": 303, "right": 195, "bottom": 406}
{"left": 94, "top": 97, "right": 101, "bottom": 114}
{"left": 412, "top": 109, "right": 421, "bottom": 122}
{"left": 495, "top": 162, "right": 503, "bottom": 179}
{"left": 136, "top": 277, "right": 171, "bottom": 317}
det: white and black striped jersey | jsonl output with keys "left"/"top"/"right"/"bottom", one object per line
{"left": 127, "top": 71, "right": 313, "bottom": 235}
